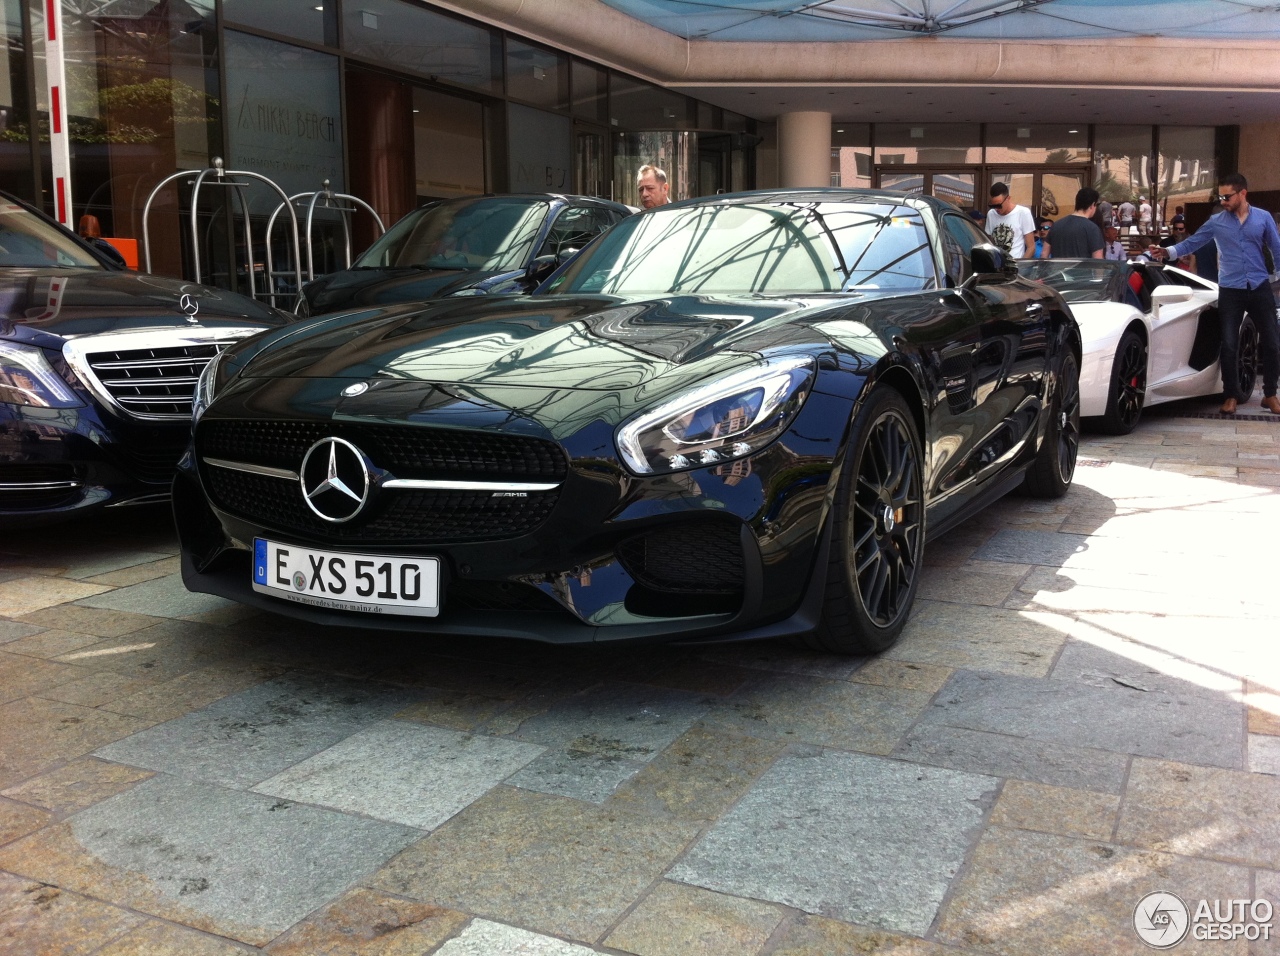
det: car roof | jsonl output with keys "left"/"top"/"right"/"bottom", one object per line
{"left": 663, "top": 187, "right": 950, "bottom": 213}
{"left": 420, "top": 194, "right": 632, "bottom": 214}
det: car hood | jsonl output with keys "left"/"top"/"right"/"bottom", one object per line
{"left": 234, "top": 293, "right": 840, "bottom": 395}
{"left": 0, "top": 268, "right": 287, "bottom": 342}
{"left": 301, "top": 266, "right": 518, "bottom": 312}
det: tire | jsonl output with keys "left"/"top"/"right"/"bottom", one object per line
{"left": 1098, "top": 328, "right": 1146, "bottom": 435}
{"left": 803, "top": 387, "right": 925, "bottom": 656}
{"left": 1022, "top": 350, "right": 1080, "bottom": 499}
{"left": 1234, "top": 315, "right": 1258, "bottom": 401}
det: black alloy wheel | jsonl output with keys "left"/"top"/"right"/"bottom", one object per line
{"left": 1100, "top": 328, "right": 1147, "bottom": 435}
{"left": 1022, "top": 350, "right": 1080, "bottom": 498}
{"left": 805, "top": 387, "right": 924, "bottom": 655}
{"left": 1236, "top": 316, "right": 1259, "bottom": 401}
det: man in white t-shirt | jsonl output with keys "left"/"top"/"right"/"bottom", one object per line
{"left": 985, "top": 182, "right": 1037, "bottom": 258}
{"left": 1138, "top": 196, "right": 1152, "bottom": 231}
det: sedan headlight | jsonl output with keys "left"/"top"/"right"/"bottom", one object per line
{"left": 191, "top": 349, "right": 227, "bottom": 424}
{"left": 616, "top": 355, "right": 815, "bottom": 476}
{"left": 0, "top": 342, "right": 83, "bottom": 408}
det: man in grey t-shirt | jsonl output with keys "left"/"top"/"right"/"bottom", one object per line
{"left": 1044, "top": 188, "right": 1105, "bottom": 259}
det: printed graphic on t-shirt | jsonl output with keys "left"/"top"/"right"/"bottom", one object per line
{"left": 990, "top": 223, "right": 1015, "bottom": 254}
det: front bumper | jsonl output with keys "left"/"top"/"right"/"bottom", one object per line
{"left": 175, "top": 390, "right": 856, "bottom": 644}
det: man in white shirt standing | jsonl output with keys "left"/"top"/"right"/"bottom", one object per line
{"left": 985, "top": 183, "right": 1037, "bottom": 259}
{"left": 1138, "top": 196, "right": 1153, "bottom": 232}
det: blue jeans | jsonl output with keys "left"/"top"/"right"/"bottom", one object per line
{"left": 1218, "top": 284, "right": 1280, "bottom": 400}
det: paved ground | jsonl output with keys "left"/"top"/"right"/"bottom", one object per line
{"left": 3, "top": 392, "right": 1280, "bottom": 955}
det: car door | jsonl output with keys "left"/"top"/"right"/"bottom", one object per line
{"left": 1145, "top": 264, "right": 1217, "bottom": 385}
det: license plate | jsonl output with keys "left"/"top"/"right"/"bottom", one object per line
{"left": 252, "top": 538, "right": 440, "bottom": 617}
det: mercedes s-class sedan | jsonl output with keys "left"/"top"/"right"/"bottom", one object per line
{"left": 0, "top": 192, "right": 289, "bottom": 525}
{"left": 177, "top": 189, "right": 1079, "bottom": 654}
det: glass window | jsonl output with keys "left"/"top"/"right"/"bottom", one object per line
{"left": 413, "top": 87, "right": 485, "bottom": 201}
{"left": 508, "top": 103, "right": 572, "bottom": 193}
{"left": 1094, "top": 126, "right": 1154, "bottom": 208}
{"left": 0, "top": 197, "right": 101, "bottom": 267}
{"left": 1158, "top": 126, "right": 1216, "bottom": 220}
{"left": 613, "top": 131, "right": 692, "bottom": 206}
{"left": 940, "top": 213, "right": 990, "bottom": 281}
{"left": 355, "top": 196, "right": 549, "bottom": 272}
{"left": 571, "top": 60, "right": 607, "bottom": 124}
{"left": 611, "top": 73, "right": 692, "bottom": 131}
{"left": 874, "top": 124, "right": 981, "bottom": 165}
{"left": 832, "top": 124, "right": 871, "bottom": 188}
{"left": 506, "top": 39, "right": 568, "bottom": 112}
{"left": 985, "top": 125, "right": 1089, "bottom": 164}
{"left": 555, "top": 200, "right": 936, "bottom": 296}
{"left": 0, "top": 0, "right": 33, "bottom": 201}
{"left": 224, "top": 0, "right": 336, "bottom": 47}
{"left": 343, "top": 1, "right": 501, "bottom": 93}
{"left": 538, "top": 204, "right": 612, "bottom": 257}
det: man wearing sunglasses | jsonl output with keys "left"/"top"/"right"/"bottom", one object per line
{"left": 1150, "top": 173, "right": 1280, "bottom": 415}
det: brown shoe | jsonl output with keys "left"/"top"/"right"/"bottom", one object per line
{"left": 1220, "top": 397, "right": 1238, "bottom": 414}
{"left": 1263, "top": 395, "right": 1280, "bottom": 415}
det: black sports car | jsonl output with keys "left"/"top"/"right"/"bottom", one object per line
{"left": 0, "top": 192, "right": 290, "bottom": 525}
{"left": 296, "top": 194, "right": 633, "bottom": 316}
{"left": 178, "top": 189, "right": 1080, "bottom": 654}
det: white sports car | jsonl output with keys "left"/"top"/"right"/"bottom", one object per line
{"left": 1018, "top": 259, "right": 1258, "bottom": 434}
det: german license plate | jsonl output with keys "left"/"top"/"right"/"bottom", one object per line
{"left": 251, "top": 538, "right": 440, "bottom": 617}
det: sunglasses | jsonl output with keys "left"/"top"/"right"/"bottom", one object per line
{"left": 1217, "top": 192, "right": 1238, "bottom": 202}
{"left": 1173, "top": 225, "right": 1186, "bottom": 231}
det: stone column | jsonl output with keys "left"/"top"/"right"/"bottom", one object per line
{"left": 778, "top": 111, "right": 832, "bottom": 188}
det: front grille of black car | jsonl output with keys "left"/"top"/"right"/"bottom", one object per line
{"left": 197, "top": 418, "right": 566, "bottom": 544}
{"left": 82, "top": 341, "right": 238, "bottom": 419}
{"left": 112, "top": 434, "right": 191, "bottom": 484}
{"left": 199, "top": 419, "right": 568, "bottom": 482}
{"left": 617, "top": 522, "right": 745, "bottom": 595}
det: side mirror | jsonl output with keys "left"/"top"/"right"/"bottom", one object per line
{"left": 526, "top": 248, "right": 579, "bottom": 283}
{"left": 1150, "top": 285, "right": 1194, "bottom": 308}
{"left": 966, "top": 243, "right": 1016, "bottom": 286}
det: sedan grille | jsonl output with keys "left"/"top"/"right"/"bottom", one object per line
{"left": 83, "top": 342, "right": 229, "bottom": 418}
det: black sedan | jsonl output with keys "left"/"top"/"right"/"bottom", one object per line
{"left": 0, "top": 192, "right": 289, "bottom": 525}
{"left": 177, "top": 189, "right": 1080, "bottom": 654}
{"left": 296, "top": 194, "right": 632, "bottom": 316}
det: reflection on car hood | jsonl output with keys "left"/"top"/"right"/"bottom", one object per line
{"left": 238, "top": 293, "right": 835, "bottom": 393}
{"left": 0, "top": 268, "right": 286, "bottom": 340}
{"left": 301, "top": 266, "right": 518, "bottom": 313}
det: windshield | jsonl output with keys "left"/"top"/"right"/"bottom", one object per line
{"left": 1018, "top": 259, "right": 1122, "bottom": 303}
{"left": 0, "top": 200, "right": 102, "bottom": 269}
{"left": 549, "top": 200, "right": 937, "bottom": 296}
{"left": 354, "top": 198, "right": 549, "bottom": 273}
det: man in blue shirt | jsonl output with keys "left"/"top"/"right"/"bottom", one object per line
{"left": 1151, "top": 173, "right": 1280, "bottom": 414}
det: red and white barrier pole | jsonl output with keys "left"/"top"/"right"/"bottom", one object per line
{"left": 44, "top": 0, "right": 72, "bottom": 225}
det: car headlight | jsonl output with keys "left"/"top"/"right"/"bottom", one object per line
{"left": 192, "top": 349, "right": 227, "bottom": 424}
{"left": 616, "top": 355, "right": 815, "bottom": 476}
{"left": 0, "top": 342, "right": 83, "bottom": 408}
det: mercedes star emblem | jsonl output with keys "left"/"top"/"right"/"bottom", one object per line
{"left": 179, "top": 293, "right": 199, "bottom": 322}
{"left": 299, "top": 437, "right": 371, "bottom": 523}
{"left": 341, "top": 382, "right": 369, "bottom": 397}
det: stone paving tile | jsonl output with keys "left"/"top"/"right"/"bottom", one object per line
{"left": 76, "top": 572, "right": 236, "bottom": 618}
{"left": 893, "top": 723, "right": 1130, "bottom": 793}
{"left": 433, "top": 919, "right": 604, "bottom": 955}
{"left": 917, "top": 670, "right": 1244, "bottom": 770}
{"left": 770, "top": 913, "right": 983, "bottom": 955}
{"left": 1116, "top": 758, "right": 1280, "bottom": 868}
{"left": 2, "top": 548, "right": 171, "bottom": 582}
{"left": 970, "top": 528, "right": 1095, "bottom": 568}
{"left": 604, "top": 880, "right": 784, "bottom": 956}
{"left": 2, "top": 627, "right": 103, "bottom": 659}
{"left": 506, "top": 747, "right": 648, "bottom": 804}
{"left": 94, "top": 673, "right": 421, "bottom": 789}
{"left": 671, "top": 751, "right": 997, "bottom": 936}
{"left": 14, "top": 604, "right": 162, "bottom": 638}
{"left": 0, "top": 696, "right": 151, "bottom": 790}
{"left": 0, "top": 576, "right": 112, "bottom": 616}
{"left": 96, "top": 919, "right": 262, "bottom": 955}
{"left": 849, "top": 658, "right": 954, "bottom": 694}
{"left": 0, "top": 650, "right": 88, "bottom": 705}
{"left": 934, "top": 826, "right": 1250, "bottom": 956}
{"left": 0, "top": 774, "right": 420, "bottom": 947}
{"left": 695, "top": 639, "right": 866, "bottom": 680}
{"left": 37, "top": 669, "right": 159, "bottom": 709}
{"left": 1246, "top": 734, "right": 1280, "bottom": 775}
{"left": 0, "top": 796, "right": 52, "bottom": 846}
{"left": 1049, "top": 638, "right": 1244, "bottom": 702}
{"left": 82, "top": 556, "right": 182, "bottom": 588}
{"left": 607, "top": 724, "right": 786, "bottom": 823}
{"left": 0, "top": 871, "right": 144, "bottom": 955}
{"left": 50, "top": 628, "right": 234, "bottom": 683}
{"left": 882, "top": 601, "right": 1065, "bottom": 678}
{"left": 255, "top": 720, "right": 543, "bottom": 829}
{"left": 97, "top": 660, "right": 289, "bottom": 724}
{"left": 1, "top": 758, "right": 154, "bottom": 815}
{"left": 637, "top": 654, "right": 758, "bottom": 697}
{"left": 367, "top": 786, "right": 697, "bottom": 942}
{"left": 703, "top": 672, "right": 932, "bottom": 754}
{"left": 1245, "top": 681, "right": 1280, "bottom": 736}
{"left": 373, "top": 650, "right": 554, "bottom": 698}
{"left": 917, "top": 566, "right": 1023, "bottom": 607}
{"left": 0, "top": 619, "right": 45, "bottom": 644}
{"left": 394, "top": 688, "right": 514, "bottom": 732}
{"left": 988, "top": 780, "right": 1120, "bottom": 842}
{"left": 264, "top": 886, "right": 468, "bottom": 955}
